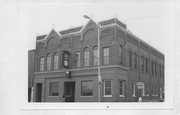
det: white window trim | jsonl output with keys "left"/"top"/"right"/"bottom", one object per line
{"left": 103, "top": 80, "right": 112, "bottom": 97}
{"left": 103, "top": 95, "right": 112, "bottom": 97}
{"left": 119, "top": 80, "right": 125, "bottom": 97}
{"left": 132, "top": 82, "right": 136, "bottom": 97}
{"left": 119, "top": 95, "right": 125, "bottom": 97}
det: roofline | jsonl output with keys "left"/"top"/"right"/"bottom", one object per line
{"left": 36, "top": 28, "right": 61, "bottom": 42}
{"left": 34, "top": 18, "right": 164, "bottom": 57}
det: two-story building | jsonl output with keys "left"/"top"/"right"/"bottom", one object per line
{"left": 28, "top": 18, "right": 164, "bottom": 102}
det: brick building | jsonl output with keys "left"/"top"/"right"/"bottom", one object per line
{"left": 28, "top": 18, "right": 164, "bottom": 102}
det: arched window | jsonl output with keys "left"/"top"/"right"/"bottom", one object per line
{"left": 93, "top": 46, "right": 98, "bottom": 66}
{"left": 47, "top": 54, "right": 51, "bottom": 71}
{"left": 119, "top": 45, "right": 123, "bottom": 65}
{"left": 54, "top": 53, "right": 59, "bottom": 70}
{"left": 84, "top": 48, "right": 89, "bottom": 67}
{"left": 39, "top": 57, "right": 44, "bottom": 72}
{"left": 103, "top": 47, "right": 109, "bottom": 65}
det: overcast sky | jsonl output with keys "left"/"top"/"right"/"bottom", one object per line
{"left": 22, "top": 3, "right": 172, "bottom": 54}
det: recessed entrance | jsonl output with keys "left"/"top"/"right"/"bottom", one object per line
{"left": 64, "top": 82, "right": 75, "bottom": 102}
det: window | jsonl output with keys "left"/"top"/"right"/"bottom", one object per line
{"left": 104, "top": 80, "right": 112, "bottom": 96}
{"left": 54, "top": 53, "right": 59, "bottom": 70}
{"left": 128, "top": 50, "right": 132, "bottom": 68}
{"left": 119, "top": 80, "right": 125, "bottom": 97}
{"left": 39, "top": 57, "right": 44, "bottom": 72}
{"left": 132, "top": 82, "right": 136, "bottom": 97}
{"left": 145, "top": 58, "right": 148, "bottom": 74}
{"left": 141, "top": 56, "right": 144, "bottom": 73}
{"left": 155, "top": 62, "right": 157, "bottom": 76}
{"left": 159, "top": 64, "right": 161, "bottom": 78}
{"left": 47, "top": 54, "right": 51, "bottom": 71}
{"left": 74, "top": 52, "right": 80, "bottom": 68}
{"left": 162, "top": 65, "right": 164, "bottom": 78}
{"left": 62, "top": 51, "right": 70, "bottom": 68}
{"left": 49, "top": 82, "right": 59, "bottom": 96}
{"left": 103, "top": 47, "right": 109, "bottom": 65}
{"left": 84, "top": 48, "right": 89, "bottom": 67}
{"left": 93, "top": 46, "right": 98, "bottom": 66}
{"left": 81, "top": 80, "right": 93, "bottom": 96}
{"left": 134, "top": 53, "right": 137, "bottom": 70}
{"left": 151, "top": 61, "right": 154, "bottom": 76}
{"left": 119, "top": 45, "right": 123, "bottom": 65}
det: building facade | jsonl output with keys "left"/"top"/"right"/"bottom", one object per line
{"left": 29, "top": 18, "right": 164, "bottom": 102}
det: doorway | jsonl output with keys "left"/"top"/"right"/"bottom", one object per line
{"left": 64, "top": 82, "right": 75, "bottom": 102}
{"left": 36, "top": 83, "right": 42, "bottom": 102}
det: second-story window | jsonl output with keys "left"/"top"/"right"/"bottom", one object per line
{"left": 103, "top": 47, "right": 109, "bottom": 65}
{"left": 134, "top": 53, "right": 137, "bottom": 70}
{"left": 128, "top": 50, "right": 132, "bottom": 68}
{"left": 74, "top": 52, "right": 80, "bottom": 68}
{"left": 141, "top": 56, "right": 144, "bottom": 73}
{"left": 145, "top": 57, "right": 148, "bottom": 74}
{"left": 93, "top": 46, "right": 98, "bottom": 66}
{"left": 54, "top": 53, "right": 59, "bottom": 70}
{"left": 39, "top": 57, "right": 44, "bottom": 72}
{"left": 159, "top": 64, "right": 161, "bottom": 78}
{"left": 162, "top": 65, "right": 164, "bottom": 78}
{"left": 155, "top": 62, "right": 157, "bottom": 76}
{"left": 119, "top": 45, "right": 123, "bottom": 65}
{"left": 84, "top": 48, "right": 89, "bottom": 67}
{"left": 151, "top": 61, "right": 154, "bottom": 76}
{"left": 47, "top": 54, "right": 51, "bottom": 71}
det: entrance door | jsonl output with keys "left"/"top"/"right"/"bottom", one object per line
{"left": 64, "top": 82, "right": 75, "bottom": 102}
{"left": 36, "top": 83, "right": 42, "bottom": 102}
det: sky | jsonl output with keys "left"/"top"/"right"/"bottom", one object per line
{"left": 22, "top": 3, "right": 172, "bottom": 55}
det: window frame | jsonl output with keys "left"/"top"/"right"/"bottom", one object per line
{"left": 81, "top": 80, "right": 93, "bottom": 97}
{"left": 74, "top": 51, "right": 81, "bottom": 68}
{"left": 134, "top": 52, "right": 137, "bottom": 71}
{"left": 83, "top": 48, "right": 90, "bottom": 67}
{"left": 145, "top": 57, "right": 148, "bottom": 74}
{"left": 128, "top": 50, "right": 132, "bottom": 68}
{"left": 103, "top": 80, "right": 112, "bottom": 97}
{"left": 119, "top": 45, "right": 123, "bottom": 65}
{"left": 119, "top": 80, "right": 125, "bottom": 97}
{"left": 39, "top": 56, "right": 44, "bottom": 72}
{"left": 141, "top": 56, "right": 144, "bottom": 73}
{"left": 93, "top": 46, "right": 98, "bottom": 66}
{"left": 103, "top": 47, "right": 110, "bottom": 65}
{"left": 49, "top": 82, "right": 60, "bottom": 97}
{"left": 47, "top": 53, "right": 51, "bottom": 71}
{"left": 53, "top": 53, "right": 59, "bottom": 71}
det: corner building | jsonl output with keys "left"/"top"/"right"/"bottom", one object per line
{"left": 31, "top": 18, "right": 164, "bottom": 102}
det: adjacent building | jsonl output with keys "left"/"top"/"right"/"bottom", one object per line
{"left": 28, "top": 18, "right": 164, "bottom": 102}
